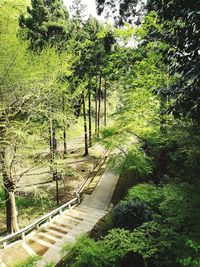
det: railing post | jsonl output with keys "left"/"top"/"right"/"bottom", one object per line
{"left": 59, "top": 209, "right": 63, "bottom": 215}
{"left": 21, "top": 232, "right": 25, "bottom": 240}
{"left": 77, "top": 193, "right": 81, "bottom": 204}
{"left": 3, "top": 241, "right": 7, "bottom": 249}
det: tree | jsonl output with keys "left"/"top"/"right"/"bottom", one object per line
{"left": 0, "top": 0, "right": 73, "bottom": 231}
{"left": 96, "top": 0, "right": 200, "bottom": 121}
{"left": 19, "top": 0, "right": 69, "bottom": 50}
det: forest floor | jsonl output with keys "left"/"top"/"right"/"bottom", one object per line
{"left": 0, "top": 135, "right": 105, "bottom": 236}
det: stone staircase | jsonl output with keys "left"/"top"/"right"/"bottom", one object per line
{"left": 0, "top": 167, "right": 119, "bottom": 267}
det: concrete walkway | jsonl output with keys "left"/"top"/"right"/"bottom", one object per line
{"left": 0, "top": 167, "right": 119, "bottom": 267}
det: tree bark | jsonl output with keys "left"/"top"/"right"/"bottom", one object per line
{"left": 95, "top": 75, "right": 98, "bottom": 136}
{"left": 82, "top": 92, "right": 89, "bottom": 156}
{"left": 88, "top": 83, "right": 92, "bottom": 147}
{"left": 97, "top": 75, "right": 102, "bottom": 137}
{"left": 104, "top": 76, "right": 107, "bottom": 127}
{"left": 49, "top": 103, "right": 57, "bottom": 163}
{"left": 49, "top": 103, "right": 59, "bottom": 205}
{"left": 1, "top": 146, "right": 19, "bottom": 233}
{"left": 62, "top": 94, "right": 67, "bottom": 156}
{"left": 5, "top": 190, "right": 19, "bottom": 233}
{"left": 63, "top": 128, "right": 67, "bottom": 155}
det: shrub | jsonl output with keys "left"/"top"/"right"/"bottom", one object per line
{"left": 61, "top": 235, "right": 104, "bottom": 267}
{"left": 14, "top": 256, "right": 40, "bottom": 267}
{"left": 99, "top": 127, "right": 129, "bottom": 150}
{"left": 111, "top": 200, "right": 152, "bottom": 230}
{"left": 109, "top": 145, "right": 152, "bottom": 178}
{"left": 180, "top": 240, "right": 200, "bottom": 267}
{"left": 62, "top": 227, "right": 159, "bottom": 267}
{"left": 126, "top": 183, "right": 163, "bottom": 211}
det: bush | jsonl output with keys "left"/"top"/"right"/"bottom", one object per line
{"left": 126, "top": 183, "right": 163, "bottom": 212}
{"left": 99, "top": 127, "right": 129, "bottom": 150}
{"left": 180, "top": 240, "right": 200, "bottom": 267}
{"left": 119, "top": 252, "right": 145, "bottom": 267}
{"left": 109, "top": 145, "right": 153, "bottom": 178}
{"left": 61, "top": 235, "right": 104, "bottom": 267}
{"left": 14, "top": 256, "right": 40, "bottom": 267}
{"left": 111, "top": 200, "right": 152, "bottom": 230}
{"left": 62, "top": 227, "right": 159, "bottom": 267}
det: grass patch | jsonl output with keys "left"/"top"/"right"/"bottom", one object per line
{"left": 14, "top": 256, "right": 41, "bottom": 267}
{"left": 0, "top": 185, "right": 56, "bottom": 232}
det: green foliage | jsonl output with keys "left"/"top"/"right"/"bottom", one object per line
{"left": 123, "top": 182, "right": 200, "bottom": 266}
{"left": 101, "top": 0, "right": 200, "bottom": 120}
{"left": 111, "top": 200, "right": 152, "bottom": 230}
{"left": 62, "top": 235, "right": 104, "bottom": 267}
{"left": 180, "top": 240, "right": 200, "bottom": 267}
{"left": 109, "top": 145, "right": 152, "bottom": 178}
{"left": 68, "top": 180, "right": 198, "bottom": 267}
{"left": 14, "top": 256, "right": 41, "bottom": 267}
{"left": 16, "top": 189, "right": 54, "bottom": 210}
{"left": 19, "top": 0, "right": 69, "bottom": 50}
{"left": 0, "top": 2, "right": 199, "bottom": 267}
{"left": 126, "top": 183, "right": 163, "bottom": 211}
{"left": 44, "top": 263, "right": 55, "bottom": 267}
{"left": 159, "top": 182, "right": 200, "bottom": 236}
{"left": 63, "top": 227, "right": 159, "bottom": 267}
{"left": 0, "top": 185, "right": 5, "bottom": 207}
{"left": 99, "top": 126, "right": 128, "bottom": 149}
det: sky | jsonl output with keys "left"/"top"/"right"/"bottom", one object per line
{"left": 63, "top": 0, "right": 100, "bottom": 20}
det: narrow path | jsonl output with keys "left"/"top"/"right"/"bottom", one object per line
{"left": 0, "top": 166, "right": 119, "bottom": 267}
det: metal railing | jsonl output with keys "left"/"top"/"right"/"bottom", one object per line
{"left": 75, "top": 149, "right": 109, "bottom": 197}
{"left": 0, "top": 198, "right": 78, "bottom": 249}
{"left": 0, "top": 149, "right": 109, "bottom": 249}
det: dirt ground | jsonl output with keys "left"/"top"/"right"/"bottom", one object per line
{"left": 0, "top": 137, "right": 105, "bottom": 235}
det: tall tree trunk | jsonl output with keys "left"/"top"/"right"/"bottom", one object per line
{"left": 95, "top": 75, "right": 98, "bottom": 136}
{"left": 49, "top": 104, "right": 59, "bottom": 205}
{"left": 62, "top": 94, "right": 67, "bottom": 156}
{"left": 63, "top": 127, "right": 67, "bottom": 155}
{"left": 1, "top": 146, "right": 19, "bottom": 233}
{"left": 53, "top": 127, "right": 59, "bottom": 205}
{"left": 97, "top": 75, "right": 102, "bottom": 138}
{"left": 104, "top": 76, "right": 107, "bottom": 127}
{"left": 5, "top": 190, "right": 18, "bottom": 234}
{"left": 88, "top": 83, "right": 92, "bottom": 147}
{"left": 49, "top": 116, "right": 54, "bottom": 164}
{"left": 49, "top": 104, "right": 57, "bottom": 163}
{"left": 83, "top": 92, "right": 89, "bottom": 156}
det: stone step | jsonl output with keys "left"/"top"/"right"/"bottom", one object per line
{"left": 52, "top": 220, "right": 74, "bottom": 229}
{"left": 70, "top": 206, "right": 106, "bottom": 216}
{"left": 26, "top": 239, "right": 49, "bottom": 256}
{"left": 41, "top": 227, "right": 65, "bottom": 238}
{"left": 21, "top": 242, "right": 37, "bottom": 256}
{"left": 66, "top": 228, "right": 85, "bottom": 238}
{"left": 62, "top": 213, "right": 83, "bottom": 222}
{"left": 57, "top": 217, "right": 79, "bottom": 227}
{"left": 61, "top": 213, "right": 84, "bottom": 222}
{"left": 76, "top": 205, "right": 106, "bottom": 215}
{"left": 29, "top": 237, "right": 52, "bottom": 249}
{"left": 0, "top": 162, "right": 120, "bottom": 267}
{"left": 37, "top": 232, "right": 61, "bottom": 243}
{"left": 48, "top": 224, "right": 68, "bottom": 235}
{"left": 49, "top": 222, "right": 70, "bottom": 233}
